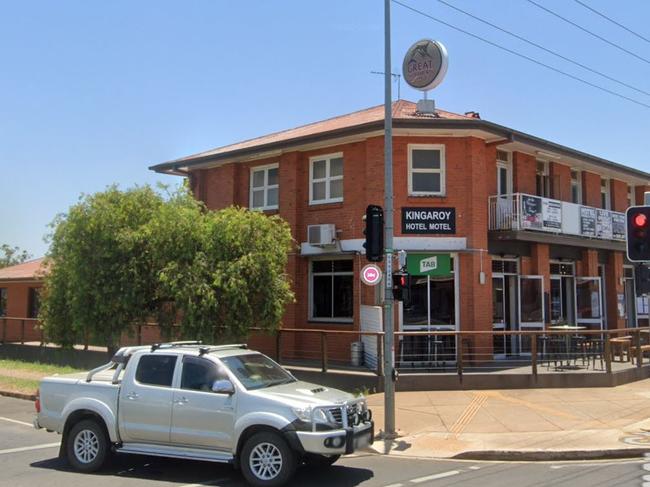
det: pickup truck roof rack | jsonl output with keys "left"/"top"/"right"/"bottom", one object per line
{"left": 198, "top": 344, "right": 248, "bottom": 356}
{"left": 150, "top": 340, "right": 203, "bottom": 352}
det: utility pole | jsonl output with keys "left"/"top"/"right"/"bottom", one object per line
{"left": 383, "top": 0, "right": 396, "bottom": 438}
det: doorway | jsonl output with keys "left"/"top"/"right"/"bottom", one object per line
{"left": 550, "top": 261, "right": 575, "bottom": 325}
{"left": 492, "top": 258, "right": 518, "bottom": 359}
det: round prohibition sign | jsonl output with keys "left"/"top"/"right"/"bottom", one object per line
{"left": 361, "top": 264, "right": 383, "bottom": 286}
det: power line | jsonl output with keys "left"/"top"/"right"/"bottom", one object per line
{"left": 572, "top": 0, "right": 650, "bottom": 45}
{"left": 526, "top": 0, "right": 650, "bottom": 65}
{"left": 391, "top": 0, "right": 650, "bottom": 109}
{"left": 434, "top": 0, "right": 650, "bottom": 97}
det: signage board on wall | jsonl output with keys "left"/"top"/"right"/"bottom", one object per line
{"left": 542, "top": 199, "right": 562, "bottom": 230}
{"left": 521, "top": 195, "right": 543, "bottom": 230}
{"left": 612, "top": 213, "right": 626, "bottom": 240}
{"left": 406, "top": 253, "right": 452, "bottom": 277}
{"left": 580, "top": 207, "right": 597, "bottom": 237}
{"left": 596, "top": 209, "right": 613, "bottom": 240}
{"left": 401, "top": 207, "right": 456, "bottom": 234}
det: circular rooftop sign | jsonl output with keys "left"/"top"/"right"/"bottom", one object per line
{"left": 402, "top": 39, "right": 448, "bottom": 91}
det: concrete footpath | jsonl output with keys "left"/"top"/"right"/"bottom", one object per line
{"left": 367, "top": 378, "right": 650, "bottom": 460}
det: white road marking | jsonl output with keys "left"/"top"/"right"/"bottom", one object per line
{"left": 469, "top": 465, "right": 481, "bottom": 470}
{"left": 0, "top": 443, "right": 60, "bottom": 455}
{"left": 410, "top": 470, "right": 461, "bottom": 483}
{"left": 550, "top": 459, "right": 645, "bottom": 469}
{"left": 0, "top": 416, "right": 34, "bottom": 428}
{"left": 384, "top": 484, "right": 404, "bottom": 487}
{"left": 179, "top": 478, "right": 231, "bottom": 487}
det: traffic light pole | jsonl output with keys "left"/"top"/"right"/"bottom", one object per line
{"left": 383, "top": 0, "right": 396, "bottom": 439}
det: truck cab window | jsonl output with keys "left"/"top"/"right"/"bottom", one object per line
{"left": 135, "top": 355, "right": 177, "bottom": 387}
{"left": 181, "top": 357, "right": 227, "bottom": 392}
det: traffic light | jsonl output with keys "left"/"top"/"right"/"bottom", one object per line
{"left": 636, "top": 264, "right": 650, "bottom": 296}
{"left": 392, "top": 273, "right": 410, "bottom": 303}
{"left": 363, "top": 205, "right": 384, "bottom": 262}
{"left": 626, "top": 206, "right": 650, "bottom": 262}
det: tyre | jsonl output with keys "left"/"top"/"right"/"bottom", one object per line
{"left": 240, "top": 431, "right": 297, "bottom": 487}
{"left": 65, "top": 419, "right": 110, "bottom": 472}
{"left": 303, "top": 453, "right": 340, "bottom": 468}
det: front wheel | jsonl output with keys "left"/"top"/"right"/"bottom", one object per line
{"left": 65, "top": 419, "right": 109, "bottom": 472}
{"left": 241, "top": 431, "right": 297, "bottom": 487}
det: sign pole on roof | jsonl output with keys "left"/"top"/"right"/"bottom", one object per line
{"left": 402, "top": 38, "right": 448, "bottom": 113}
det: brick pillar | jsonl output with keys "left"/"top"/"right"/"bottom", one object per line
{"left": 605, "top": 251, "right": 625, "bottom": 330}
{"left": 550, "top": 162, "right": 571, "bottom": 201}
{"left": 531, "top": 243, "right": 551, "bottom": 324}
{"left": 578, "top": 249, "right": 599, "bottom": 277}
{"left": 636, "top": 185, "right": 650, "bottom": 206}
{"left": 582, "top": 171, "right": 601, "bottom": 208}
{"left": 610, "top": 179, "right": 628, "bottom": 213}
{"left": 512, "top": 151, "right": 536, "bottom": 195}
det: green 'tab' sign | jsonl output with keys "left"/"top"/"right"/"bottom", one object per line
{"left": 406, "top": 253, "right": 452, "bottom": 277}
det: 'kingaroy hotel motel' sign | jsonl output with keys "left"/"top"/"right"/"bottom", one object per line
{"left": 401, "top": 207, "right": 456, "bottom": 234}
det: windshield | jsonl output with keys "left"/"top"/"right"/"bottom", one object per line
{"left": 220, "top": 353, "right": 296, "bottom": 390}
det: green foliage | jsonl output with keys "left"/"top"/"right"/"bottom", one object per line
{"left": 0, "top": 244, "right": 32, "bottom": 268}
{"left": 40, "top": 184, "right": 295, "bottom": 350}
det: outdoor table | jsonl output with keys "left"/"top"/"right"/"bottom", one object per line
{"left": 548, "top": 325, "right": 587, "bottom": 368}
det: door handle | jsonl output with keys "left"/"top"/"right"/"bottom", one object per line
{"left": 126, "top": 392, "right": 139, "bottom": 400}
{"left": 174, "top": 396, "right": 189, "bottom": 405}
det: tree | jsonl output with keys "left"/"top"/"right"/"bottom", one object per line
{"left": 0, "top": 244, "right": 32, "bottom": 268}
{"left": 40, "top": 184, "right": 295, "bottom": 351}
{"left": 40, "top": 185, "right": 165, "bottom": 352}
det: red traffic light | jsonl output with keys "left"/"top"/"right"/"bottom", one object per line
{"left": 634, "top": 213, "right": 648, "bottom": 228}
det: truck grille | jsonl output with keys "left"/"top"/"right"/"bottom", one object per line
{"left": 328, "top": 405, "right": 362, "bottom": 427}
{"left": 329, "top": 407, "right": 344, "bottom": 424}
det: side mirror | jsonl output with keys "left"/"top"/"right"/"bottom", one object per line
{"left": 212, "top": 379, "right": 235, "bottom": 395}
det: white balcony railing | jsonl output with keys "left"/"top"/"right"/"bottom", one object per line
{"left": 488, "top": 193, "right": 626, "bottom": 242}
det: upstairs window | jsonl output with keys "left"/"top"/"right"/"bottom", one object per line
{"left": 536, "top": 161, "right": 550, "bottom": 198}
{"left": 250, "top": 164, "right": 279, "bottom": 210}
{"left": 310, "top": 154, "right": 343, "bottom": 204}
{"left": 408, "top": 145, "right": 446, "bottom": 196}
{"left": 628, "top": 185, "right": 635, "bottom": 208}
{"left": 570, "top": 170, "right": 582, "bottom": 204}
{"left": 601, "top": 178, "right": 610, "bottom": 210}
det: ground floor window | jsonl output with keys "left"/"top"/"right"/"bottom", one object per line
{"left": 310, "top": 259, "right": 353, "bottom": 321}
{"left": 0, "top": 288, "right": 6, "bottom": 316}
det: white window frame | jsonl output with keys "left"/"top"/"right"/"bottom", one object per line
{"left": 496, "top": 150, "right": 512, "bottom": 196}
{"left": 309, "top": 153, "right": 343, "bottom": 205}
{"left": 308, "top": 257, "right": 354, "bottom": 323}
{"left": 601, "top": 178, "right": 611, "bottom": 210}
{"left": 570, "top": 169, "right": 582, "bottom": 204}
{"left": 628, "top": 184, "right": 635, "bottom": 208}
{"left": 408, "top": 144, "right": 446, "bottom": 196}
{"left": 536, "top": 160, "right": 550, "bottom": 198}
{"left": 249, "top": 163, "right": 279, "bottom": 210}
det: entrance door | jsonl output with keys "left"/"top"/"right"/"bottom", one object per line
{"left": 518, "top": 275, "right": 545, "bottom": 354}
{"left": 624, "top": 267, "right": 638, "bottom": 328}
{"left": 575, "top": 277, "right": 603, "bottom": 330}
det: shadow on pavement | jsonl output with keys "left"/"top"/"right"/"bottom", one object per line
{"left": 30, "top": 453, "right": 373, "bottom": 486}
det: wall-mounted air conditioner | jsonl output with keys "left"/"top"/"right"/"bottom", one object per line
{"left": 307, "top": 224, "right": 337, "bottom": 247}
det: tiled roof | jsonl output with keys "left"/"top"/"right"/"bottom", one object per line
{"left": 0, "top": 258, "right": 46, "bottom": 281}
{"left": 164, "top": 100, "right": 473, "bottom": 165}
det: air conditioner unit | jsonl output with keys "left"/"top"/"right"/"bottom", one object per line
{"left": 307, "top": 224, "right": 337, "bottom": 247}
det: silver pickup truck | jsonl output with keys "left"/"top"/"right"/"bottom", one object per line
{"left": 34, "top": 342, "right": 374, "bottom": 487}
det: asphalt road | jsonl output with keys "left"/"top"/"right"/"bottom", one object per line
{"left": 0, "top": 395, "right": 648, "bottom": 487}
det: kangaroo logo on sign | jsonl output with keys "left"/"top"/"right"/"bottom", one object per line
{"left": 420, "top": 256, "right": 438, "bottom": 274}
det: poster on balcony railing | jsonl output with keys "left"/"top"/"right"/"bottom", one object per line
{"left": 542, "top": 199, "right": 562, "bottom": 230}
{"left": 612, "top": 213, "right": 626, "bottom": 240}
{"left": 580, "top": 206, "right": 597, "bottom": 237}
{"left": 521, "top": 195, "right": 543, "bottom": 229}
{"left": 596, "top": 209, "right": 613, "bottom": 240}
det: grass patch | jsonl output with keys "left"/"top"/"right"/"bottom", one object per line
{"left": 0, "top": 376, "right": 40, "bottom": 395}
{"left": 0, "top": 359, "right": 84, "bottom": 376}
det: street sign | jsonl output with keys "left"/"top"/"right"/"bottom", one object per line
{"left": 406, "top": 253, "right": 452, "bottom": 276}
{"left": 361, "top": 264, "right": 383, "bottom": 286}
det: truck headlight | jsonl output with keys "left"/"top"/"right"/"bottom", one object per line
{"left": 292, "top": 406, "right": 329, "bottom": 423}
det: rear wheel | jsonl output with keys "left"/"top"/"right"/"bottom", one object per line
{"left": 240, "top": 431, "right": 297, "bottom": 487}
{"left": 65, "top": 419, "right": 109, "bottom": 472}
{"left": 304, "top": 453, "right": 340, "bottom": 468}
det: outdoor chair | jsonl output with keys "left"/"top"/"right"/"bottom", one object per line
{"left": 570, "top": 335, "right": 588, "bottom": 366}
{"left": 585, "top": 337, "right": 605, "bottom": 370}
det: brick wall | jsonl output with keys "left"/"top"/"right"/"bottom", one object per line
{"left": 582, "top": 171, "right": 601, "bottom": 208}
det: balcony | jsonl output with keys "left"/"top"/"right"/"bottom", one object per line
{"left": 488, "top": 193, "right": 626, "bottom": 249}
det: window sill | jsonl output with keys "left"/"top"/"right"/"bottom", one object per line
{"left": 307, "top": 201, "right": 344, "bottom": 211}
{"left": 307, "top": 319, "right": 354, "bottom": 325}
{"left": 408, "top": 193, "right": 446, "bottom": 199}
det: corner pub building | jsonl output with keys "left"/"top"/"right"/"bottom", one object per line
{"left": 151, "top": 100, "right": 650, "bottom": 367}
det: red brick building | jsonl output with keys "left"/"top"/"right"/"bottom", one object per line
{"left": 152, "top": 100, "right": 650, "bottom": 364}
{"left": 0, "top": 258, "right": 44, "bottom": 342}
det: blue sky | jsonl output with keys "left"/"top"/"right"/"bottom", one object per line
{"left": 1, "top": 0, "right": 649, "bottom": 257}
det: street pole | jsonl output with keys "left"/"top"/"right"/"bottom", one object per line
{"left": 383, "top": 0, "right": 396, "bottom": 438}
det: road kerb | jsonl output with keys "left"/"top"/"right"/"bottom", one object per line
{"left": 452, "top": 448, "right": 650, "bottom": 462}
{"left": 0, "top": 390, "right": 36, "bottom": 401}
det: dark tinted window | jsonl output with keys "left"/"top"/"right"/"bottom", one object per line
{"left": 181, "top": 357, "right": 226, "bottom": 392}
{"left": 135, "top": 355, "right": 177, "bottom": 387}
{"left": 0, "top": 288, "right": 6, "bottom": 317}
{"left": 27, "top": 288, "right": 40, "bottom": 319}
